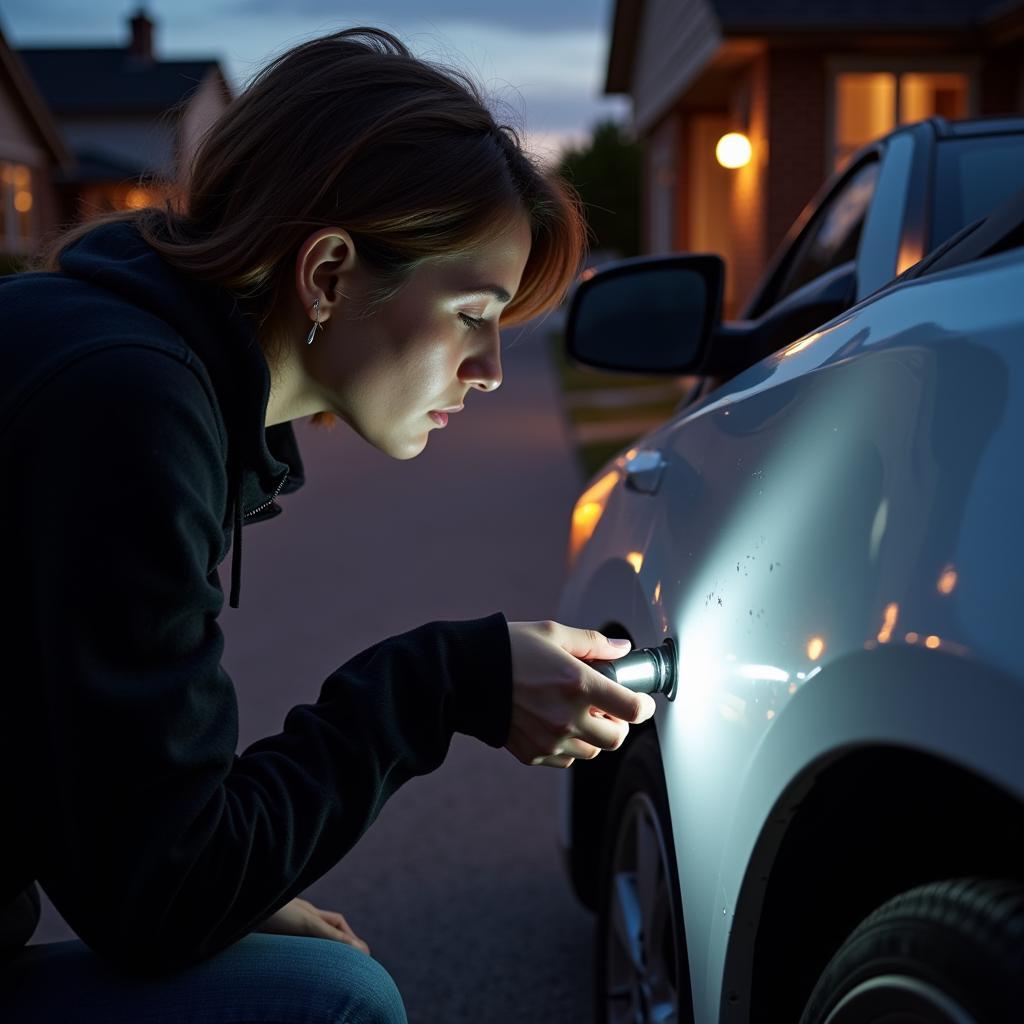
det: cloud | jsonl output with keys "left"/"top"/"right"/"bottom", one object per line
{"left": 0, "top": 0, "right": 125, "bottom": 40}
{"left": 218, "top": 0, "right": 611, "bottom": 34}
{"left": 509, "top": 90, "right": 629, "bottom": 134}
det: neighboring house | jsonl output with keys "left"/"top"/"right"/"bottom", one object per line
{"left": 0, "top": 21, "right": 74, "bottom": 271}
{"left": 16, "top": 7, "right": 232, "bottom": 227}
{"left": 606, "top": 0, "right": 1024, "bottom": 314}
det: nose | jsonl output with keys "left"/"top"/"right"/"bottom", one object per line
{"left": 458, "top": 328, "right": 503, "bottom": 393}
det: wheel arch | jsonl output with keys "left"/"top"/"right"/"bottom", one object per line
{"left": 724, "top": 743, "right": 1024, "bottom": 1024}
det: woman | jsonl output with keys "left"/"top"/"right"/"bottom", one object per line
{"left": 0, "top": 27, "right": 655, "bottom": 1023}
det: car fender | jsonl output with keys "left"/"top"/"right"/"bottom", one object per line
{"left": 706, "top": 644, "right": 1024, "bottom": 1023}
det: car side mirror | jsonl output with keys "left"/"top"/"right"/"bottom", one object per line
{"left": 566, "top": 254, "right": 724, "bottom": 374}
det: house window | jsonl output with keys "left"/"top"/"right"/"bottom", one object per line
{"left": 833, "top": 71, "right": 969, "bottom": 170}
{"left": 0, "top": 162, "right": 34, "bottom": 251}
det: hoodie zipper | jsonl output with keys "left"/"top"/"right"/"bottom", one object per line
{"left": 244, "top": 469, "right": 289, "bottom": 519}
{"left": 213, "top": 469, "right": 290, "bottom": 573}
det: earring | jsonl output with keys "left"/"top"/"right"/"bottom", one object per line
{"left": 305, "top": 298, "right": 324, "bottom": 345}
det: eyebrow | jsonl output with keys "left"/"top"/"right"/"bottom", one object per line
{"left": 459, "top": 285, "right": 512, "bottom": 303}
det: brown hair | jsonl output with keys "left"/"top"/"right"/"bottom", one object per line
{"left": 34, "top": 26, "right": 587, "bottom": 427}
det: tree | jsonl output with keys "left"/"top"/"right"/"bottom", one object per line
{"left": 557, "top": 119, "right": 641, "bottom": 259}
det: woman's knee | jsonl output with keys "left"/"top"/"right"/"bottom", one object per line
{"left": 320, "top": 944, "right": 408, "bottom": 1024}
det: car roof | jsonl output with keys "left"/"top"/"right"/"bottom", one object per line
{"left": 740, "top": 113, "right": 1024, "bottom": 320}
{"left": 921, "top": 115, "right": 1024, "bottom": 139}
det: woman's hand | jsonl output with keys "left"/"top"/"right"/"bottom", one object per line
{"left": 505, "top": 621, "right": 656, "bottom": 768}
{"left": 254, "top": 897, "right": 370, "bottom": 955}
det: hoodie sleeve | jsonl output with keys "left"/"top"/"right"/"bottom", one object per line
{"left": 7, "top": 343, "right": 513, "bottom": 975}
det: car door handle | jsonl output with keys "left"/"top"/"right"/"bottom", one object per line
{"left": 624, "top": 448, "right": 667, "bottom": 494}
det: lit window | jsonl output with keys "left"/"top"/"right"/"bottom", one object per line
{"left": 833, "top": 71, "right": 970, "bottom": 170}
{"left": 835, "top": 73, "right": 896, "bottom": 170}
{"left": 0, "top": 161, "right": 34, "bottom": 249}
{"left": 901, "top": 74, "right": 969, "bottom": 124}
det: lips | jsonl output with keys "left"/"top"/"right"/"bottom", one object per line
{"left": 428, "top": 404, "right": 463, "bottom": 428}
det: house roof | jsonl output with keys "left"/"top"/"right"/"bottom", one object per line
{"left": 15, "top": 47, "right": 231, "bottom": 115}
{"left": 712, "top": 0, "right": 1013, "bottom": 32}
{"left": 0, "top": 25, "right": 74, "bottom": 171}
{"left": 607, "top": 0, "right": 1024, "bottom": 94}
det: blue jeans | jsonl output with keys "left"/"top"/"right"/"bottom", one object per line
{"left": 0, "top": 933, "right": 408, "bottom": 1024}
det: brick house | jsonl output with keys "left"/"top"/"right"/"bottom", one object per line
{"left": 606, "top": 0, "right": 1024, "bottom": 314}
{"left": 0, "top": 21, "right": 74, "bottom": 270}
{"left": 16, "top": 7, "right": 232, "bottom": 228}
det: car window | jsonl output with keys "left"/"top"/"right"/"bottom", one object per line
{"left": 772, "top": 160, "right": 880, "bottom": 305}
{"left": 931, "top": 135, "right": 1024, "bottom": 251}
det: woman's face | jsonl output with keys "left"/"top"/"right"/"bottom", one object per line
{"left": 299, "top": 213, "right": 533, "bottom": 459}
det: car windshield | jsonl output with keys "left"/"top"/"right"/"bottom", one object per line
{"left": 932, "top": 134, "right": 1024, "bottom": 250}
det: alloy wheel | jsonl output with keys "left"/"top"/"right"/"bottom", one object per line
{"left": 603, "top": 790, "right": 680, "bottom": 1024}
{"left": 820, "top": 975, "right": 978, "bottom": 1023}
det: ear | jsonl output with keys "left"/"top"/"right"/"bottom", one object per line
{"left": 295, "top": 228, "right": 360, "bottom": 323}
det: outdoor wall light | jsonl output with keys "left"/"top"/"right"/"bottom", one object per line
{"left": 715, "top": 132, "right": 752, "bottom": 169}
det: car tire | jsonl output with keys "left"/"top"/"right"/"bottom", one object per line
{"left": 593, "top": 729, "right": 692, "bottom": 1024}
{"left": 799, "top": 877, "right": 1024, "bottom": 1024}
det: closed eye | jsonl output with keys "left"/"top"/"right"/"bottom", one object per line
{"left": 459, "top": 312, "right": 485, "bottom": 330}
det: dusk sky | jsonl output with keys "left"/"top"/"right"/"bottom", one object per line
{"left": 0, "top": 0, "right": 630, "bottom": 163}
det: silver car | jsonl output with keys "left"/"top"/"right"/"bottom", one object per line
{"left": 556, "top": 178, "right": 1024, "bottom": 1020}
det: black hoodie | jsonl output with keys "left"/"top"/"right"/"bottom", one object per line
{"left": 0, "top": 221, "right": 513, "bottom": 974}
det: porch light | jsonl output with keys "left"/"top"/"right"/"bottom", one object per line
{"left": 715, "top": 132, "right": 752, "bottom": 169}
{"left": 125, "top": 187, "right": 151, "bottom": 210}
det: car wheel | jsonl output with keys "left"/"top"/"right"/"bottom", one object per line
{"left": 594, "top": 729, "right": 692, "bottom": 1024}
{"left": 799, "top": 877, "right": 1024, "bottom": 1024}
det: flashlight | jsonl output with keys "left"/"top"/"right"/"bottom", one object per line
{"left": 587, "top": 638, "right": 678, "bottom": 700}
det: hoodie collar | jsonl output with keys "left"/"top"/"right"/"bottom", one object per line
{"left": 58, "top": 219, "right": 305, "bottom": 608}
